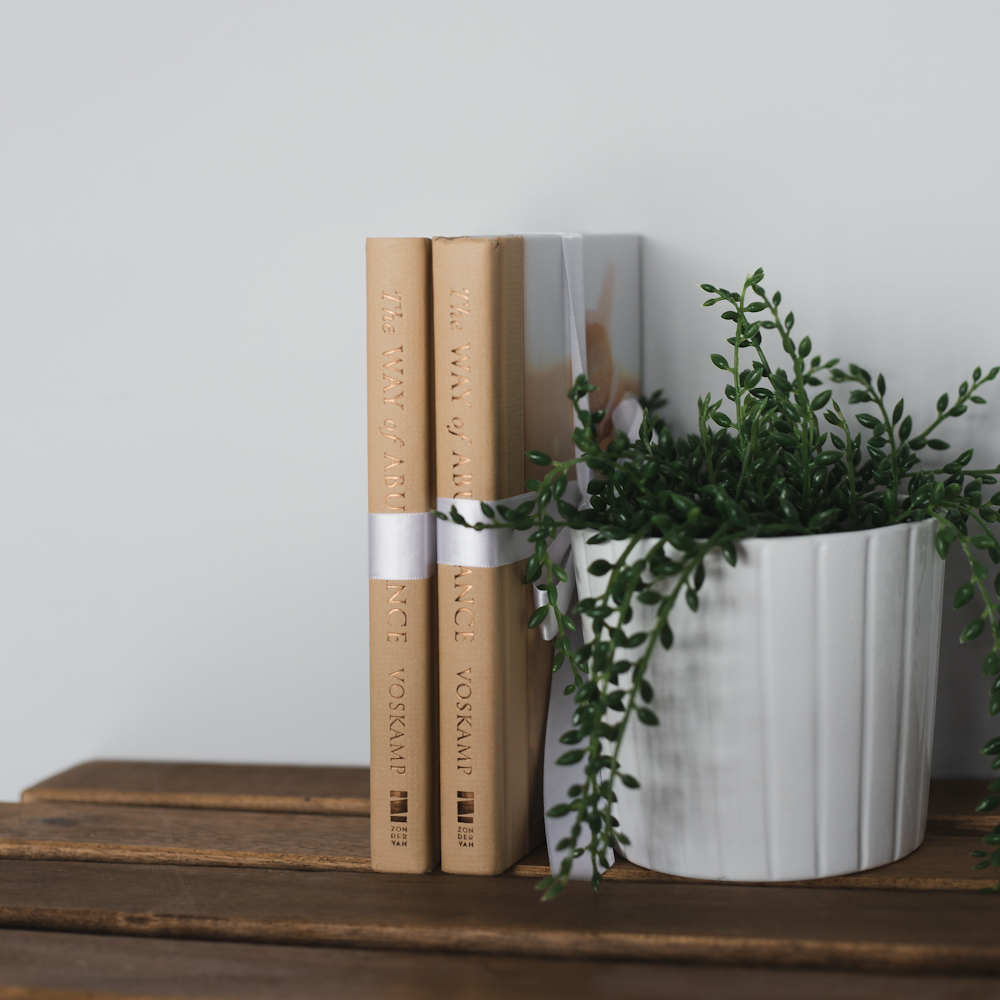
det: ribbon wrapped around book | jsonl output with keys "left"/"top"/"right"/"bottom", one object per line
{"left": 367, "top": 511, "right": 438, "bottom": 581}
{"left": 436, "top": 479, "right": 583, "bottom": 572}
{"left": 435, "top": 492, "right": 535, "bottom": 568}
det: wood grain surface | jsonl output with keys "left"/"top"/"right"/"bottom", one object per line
{"left": 0, "top": 800, "right": 990, "bottom": 890}
{"left": 0, "top": 803, "right": 369, "bottom": 873}
{"left": 0, "top": 860, "right": 998, "bottom": 974}
{"left": 20, "top": 762, "right": 369, "bottom": 817}
{"left": 21, "top": 760, "right": 1000, "bottom": 835}
{"left": 509, "top": 837, "right": 998, "bottom": 891}
{"left": 0, "top": 989, "right": 170, "bottom": 1000}
{"left": 1, "top": 928, "right": 999, "bottom": 1000}
{"left": 927, "top": 779, "right": 999, "bottom": 834}
{"left": 23, "top": 763, "right": 997, "bottom": 835}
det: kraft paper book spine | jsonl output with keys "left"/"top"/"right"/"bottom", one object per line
{"left": 366, "top": 237, "right": 438, "bottom": 874}
{"left": 433, "top": 236, "right": 544, "bottom": 876}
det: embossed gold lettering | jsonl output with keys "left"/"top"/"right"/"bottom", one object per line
{"left": 378, "top": 418, "right": 403, "bottom": 446}
{"left": 449, "top": 289, "right": 470, "bottom": 332}
{"left": 450, "top": 342, "right": 472, "bottom": 407}
{"left": 389, "top": 662, "right": 405, "bottom": 773}
{"left": 447, "top": 419, "right": 472, "bottom": 499}
{"left": 382, "top": 346, "right": 404, "bottom": 409}
{"left": 456, "top": 665, "right": 472, "bottom": 774}
{"left": 381, "top": 291, "right": 402, "bottom": 336}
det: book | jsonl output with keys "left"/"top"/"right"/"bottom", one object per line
{"left": 432, "top": 233, "right": 641, "bottom": 875}
{"left": 366, "top": 238, "right": 439, "bottom": 873}
{"left": 542, "top": 234, "right": 643, "bottom": 880}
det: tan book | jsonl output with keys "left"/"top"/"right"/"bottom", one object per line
{"left": 432, "top": 235, "right": 594, "bottom": 875}
{"left": 366, "top": 238, "right": 438, "bottom": 873}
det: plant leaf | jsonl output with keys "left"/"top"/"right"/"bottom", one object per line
{"left": 963, "top": 619, "right": 987, "bottom": 643}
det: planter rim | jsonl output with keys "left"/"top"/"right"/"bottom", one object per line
{"left": 574, "top": 516, "right": 936, "bottom": 552}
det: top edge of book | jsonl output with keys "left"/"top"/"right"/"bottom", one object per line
{"left": 365, "top": 234, "right": 640, "bottom": 242}
{"left": 430, "top": 232, "right": 640, "bottom": 240}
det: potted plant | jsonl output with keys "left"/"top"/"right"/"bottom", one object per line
{"left": 443, "top": 267, "right": 1000, "bottom": 899}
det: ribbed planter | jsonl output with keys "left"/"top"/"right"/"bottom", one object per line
{"left": 571, "top": 519, "right": 945, "bottom": 882}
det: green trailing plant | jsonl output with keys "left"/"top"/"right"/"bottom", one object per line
{"left": 440, "top": 267, "right": 1000, "bottom": 899}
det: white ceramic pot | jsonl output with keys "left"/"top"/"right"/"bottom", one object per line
{"left": 570, "top": 519, "right": 945, "bottom": 882}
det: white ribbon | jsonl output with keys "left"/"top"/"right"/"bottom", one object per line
{"left": 367, "top": 511, "right": 437, "bottom": 581}
{"left": 437, "top": 482, "right": 583, "bottom": 570}
{"left": 611, "top": 396, "right": 644, "bottom": 441}
{"left": 435, "top": 493, "right": 536, "bottom": 568}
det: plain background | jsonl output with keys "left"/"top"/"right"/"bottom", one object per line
{"left": 1, "top": 1, "right": 998, "bottom": 801}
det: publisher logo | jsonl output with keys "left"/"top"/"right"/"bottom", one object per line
{"left": 457, "top": 790, "right": 474, "bottom": 847}
{"left": 390, "top": 790, "right": 408, "bottom": 825}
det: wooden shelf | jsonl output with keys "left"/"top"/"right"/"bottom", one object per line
{"left": 23, "top": 760, "right": 992, "bottom": 830}
{"left": 2, "top": 859, "right": 1000, "bottom": 974}
{"left": 21, "top": 760, "right": 370, "bottom": 817}
{"left": 2, "top": 760, "right": 999, "bottom": 996}
{"left": 0, "top": 801, "right": 370, "bottom": 872}
{"left": 0, "top": 800, "right": 992, "bottom": 892}
{"left": 11, "top": 762, "right": 999, "bottom": 891}
{"left": 3, "top": 927, "right": 996, "bottom": 1000}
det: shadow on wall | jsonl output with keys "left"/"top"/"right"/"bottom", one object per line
{"left": 932, "top": 546, "right": 996, "bottom": 778}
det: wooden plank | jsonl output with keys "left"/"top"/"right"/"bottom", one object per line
{"left": 0, "top": 990, "right": 168, "bottom": 1000}
{"left": 601, "top": 837, "right": 996, "bottom": 891}
{"left": 927, "top": 779, "right": 998, "bottom": 835}
{"left": 0, "top": 860, "right": 998, "bottom": 975}
{"left": 1, "top": 929, "right": 998, "bottom": 1000}
{"left": 21, "top": 762, "right": 369, "bottom": 817}
{"left": 0, "top": 989, "right": 168, "bottom": 1000}
{"left": 0, "top": 803, "right": 369, "bottom": 873}
{"left": 24, "top": 763, "right": 997, "bottom": 836}
{"left": 509, "top": 838, "right": 998, "bottom": 892}
{"left": 1, "top": 802, "right": 993, "bottom": 890}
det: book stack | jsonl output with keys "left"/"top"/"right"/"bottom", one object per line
{"left": 367, "top": 233, "right": 641, "bottom": 875}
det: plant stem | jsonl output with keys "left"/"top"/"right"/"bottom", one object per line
{"left": 832, "top": 401, "right": 859, "bottom": 529}
{"left": 698, "top": 397, "right": 717, "bottom": 484}
{"left": 913, "top": 374, "right": 989, "bottom": 444}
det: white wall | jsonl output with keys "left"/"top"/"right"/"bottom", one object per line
{"left": 1, "top": 1, "right": 998, "bottom": 800}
